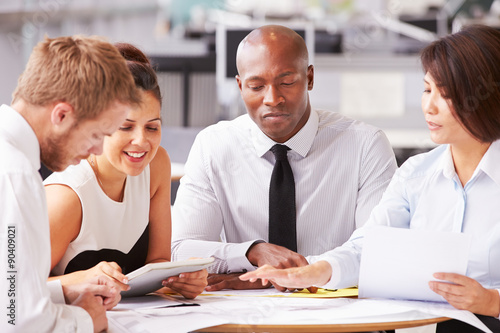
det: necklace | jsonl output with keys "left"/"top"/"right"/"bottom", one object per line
{"left": 89, "top": 155, "right": 125, "bottom": 202}
{"left": 89, "top": 155, "right": 105, "bottom": 190}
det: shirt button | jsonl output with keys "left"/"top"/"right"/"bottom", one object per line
{"left": 242, "top": 269, "right": 247, "bottom": 273}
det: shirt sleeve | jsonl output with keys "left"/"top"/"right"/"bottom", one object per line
{"left": 47, "top": 279, "right": 66, "bottom": 304}
{"left": 306, "top": 166, "right": 411, "bottom": 289}
{"left": 171, "top": 133, "right": 261, "bottom": 273}
{"left": 0, "top": 171, "right": 93, "bottom": 333}
{"left": 354, "top": 130, "right": 398, "bottom": 228}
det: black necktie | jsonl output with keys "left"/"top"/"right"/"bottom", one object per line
{"left": 268, "top": 144, "right": 297, "bottom": 252}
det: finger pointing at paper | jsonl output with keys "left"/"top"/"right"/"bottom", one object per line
{"left": 239, "top": 261, "right": 332, "bottom": 290}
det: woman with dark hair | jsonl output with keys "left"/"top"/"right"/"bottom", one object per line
{"left": 44, "top": 43, "right": 208, "bottom": 299}
{"left": 240, "top": 25, "right": 500, "bottom": 331}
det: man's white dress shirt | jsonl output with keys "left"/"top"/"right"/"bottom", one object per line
{"left": 312, "top": 142, "right": 500, "bottom": 298}
{"left": 0, "top": 104, "right": 92, "bottom": 332}
{"left": 172, "top": 109, "right": 397, "bottom": 273}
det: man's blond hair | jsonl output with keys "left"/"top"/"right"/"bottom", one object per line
{"left": 12, "top": 35, "right": 141, "bottom": 120}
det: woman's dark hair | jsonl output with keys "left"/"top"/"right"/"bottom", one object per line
{"left": 114, "top": 42, "right": 162, "bottom": 106}
{"left": 420, "top": 24, "right": 500, "bottom": 142}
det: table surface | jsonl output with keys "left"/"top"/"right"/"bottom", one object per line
{"left": 109, "top": 289, "right": 473, "bottom": 333}
{"left": 196, "top": 317, "right": 449, "bottom": 332}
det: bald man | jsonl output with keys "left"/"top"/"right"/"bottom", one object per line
{"left": 172, "top": 25, "right": 397, "bottom": 291}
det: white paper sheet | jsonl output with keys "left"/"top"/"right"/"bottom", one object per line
{"left": 108, "top": 310, "right": 229, "bottom": 333}
{"left": 107, "top": 275, "right": 490, "bottom": 333}
{"left": 107, "top": 296, "right": 491, "bottom": 333}
{"left": 359, "top": 227, "right": 471, "bottom": 302}
{"left": 199, "top": 287, "right": 287, "bottom": 297}
{"left": 114, "top": 294, "right": 198, "bottom": 310}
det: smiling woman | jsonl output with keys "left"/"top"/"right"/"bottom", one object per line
{"left": 43, "top": 43, "right": 208, "bottom": 300}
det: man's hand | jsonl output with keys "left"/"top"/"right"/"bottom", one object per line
{"left": 62, "top": 275, "right": 121, "bottom": 310}
{"left": 72, "top": 292, "right": 108, "bottom": 333}
{"left": 246, "top": 242, "right": 308, "bottom": 268}
{"left": 205, "top": 273, "right": 272, "bottom": 291}
{"left": 161, "top": 269, "right": 208, "bottom": 299}
{"left": 429, "top": 272, "right": 500, "bottom": 317}
{"left": 246, "top": 242, "right": 311, "bottom": 291}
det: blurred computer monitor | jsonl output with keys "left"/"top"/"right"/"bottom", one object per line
{"left": 452, "top": 0, "right": 495, "bottom": 18}
{"left": 216, "top": 23, "right": 314, "bottom": 81}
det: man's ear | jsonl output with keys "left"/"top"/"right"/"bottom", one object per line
{"left": 236, "top": 75, "right": 243, "bottom": 92}
{"left": 307, "top": 65, "right": 314, "bottom": 91}
{"left": 50, "top": 102, "right": 75, "bottom": 127}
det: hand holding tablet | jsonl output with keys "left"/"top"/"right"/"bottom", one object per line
{"left": 122, "top": 257, "right": 215, "bottom": 297}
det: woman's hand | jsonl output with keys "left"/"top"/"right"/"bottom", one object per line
{"left": 62, "top": 274, "right": 122, "bottom": 310}
{"left": 56, "top": 261, "right": 130, "bottom": 292}
{"left": 84, "top": 261, "right": 130, "bottom": 291}
{"left": 162, "top": 269, "right": 208, "bottom": 299}
{"left": 429, "top": 272, "right": 500, "bottom": 317}
{"left": 239, "top": 261, "right": 332, "bottom": 290}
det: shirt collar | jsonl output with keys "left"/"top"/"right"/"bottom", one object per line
{"left": 438, "top": 145, "right": 455, "bottom": 180}
{"left": 252, "top": 109, "right": 318, "bottom": 158}
{"left": 475, "top": 140, "right": 500, "bottom": 186}
{"left": 0, "top": 104, "right": 41, "bottom": 171}
{"left": 437, "top": 140, "right": 500, "bottom": 186}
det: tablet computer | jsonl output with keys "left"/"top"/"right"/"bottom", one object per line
{"left": 122, "top": 257, "right": 215, "bottom": 297}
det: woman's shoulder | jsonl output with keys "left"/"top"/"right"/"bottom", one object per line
{"left": 149, "top": 146, "right": 170, "bottom": 175}
{"left": 149, "top": 146, "right": 171, "bottom": 189}
{"left": 43, "top": 160, "right": 93, "bottom": 189}
{"left": 396, "top": 145, "right": 448, "bottom": 180}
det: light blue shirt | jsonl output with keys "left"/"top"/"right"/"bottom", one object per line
{"left": 311, "top": 140, "right": 500, "bottom": 292}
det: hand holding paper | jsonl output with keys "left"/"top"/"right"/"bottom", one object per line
{"left": 358, "top": 227, "right": 471, "bottom": 302}
{"left": 429, "top": 272, "right": 500, "bottom": 317}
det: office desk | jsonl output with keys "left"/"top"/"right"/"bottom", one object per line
{"left": 108, "top": 289, "right": 492, "bottom": 333}
{"left": 197, "top": 317, "right": 449, "bottom": 332}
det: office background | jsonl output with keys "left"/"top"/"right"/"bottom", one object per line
{"left": 1, "top": 0, "right": 499, "bottom": 167}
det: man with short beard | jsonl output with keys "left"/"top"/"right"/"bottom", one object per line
{"left": 0, "top": 35, "right": 141, "bottom": 333}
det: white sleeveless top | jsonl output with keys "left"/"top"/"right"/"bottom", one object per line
{"left": 44, "top": 160, "right": 150, "bottom": 275}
